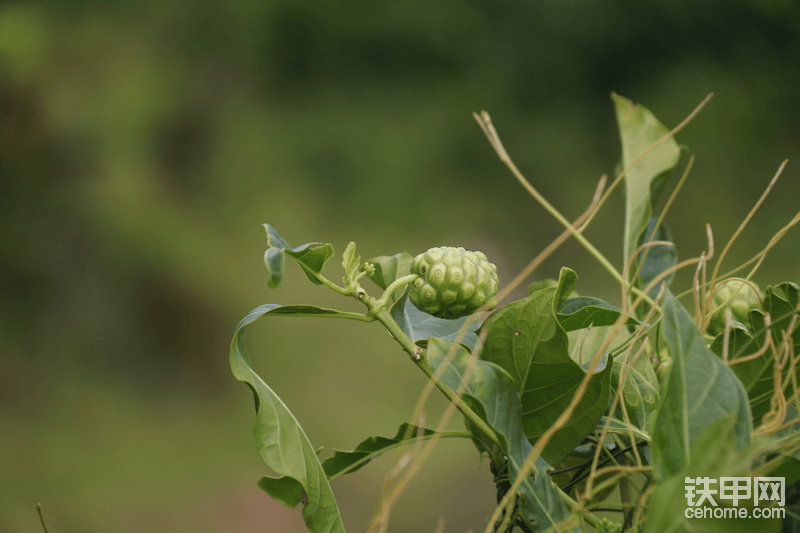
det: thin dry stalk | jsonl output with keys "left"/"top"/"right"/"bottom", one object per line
{"left": 628, "top": 155, "right": 695, "bottom": 288}
{"left": 582, "top": 95, "right": 713, "bottom": 230}
{"left": 371, "top": 334, "right": 488, "bottom": 533}
{"left": 705, "top": 160, "right": 789, "bottom": 317}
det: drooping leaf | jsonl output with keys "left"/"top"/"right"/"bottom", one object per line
{"left": 650, "top": 292, "right": 752, "bottom": 480}
{"left": 646, "top": 416, "right": 781, "bottom": 533}
{"left": 263, "top": 224, "right": 335, "bottom": 288}
{"left": 390, "top": 291, "right": 479, "bottom": 351}
{"left": 636, "top": 218, "right": 678, "bottom": 297}
{"left": 321, "top": 424, "right": 467, "bottom": 480}
{"left": 480, "top": 268, "right": 614, "bottom": 466}
{"left": 612, "top": 94, "right": 681, "bottom": 270}
{"left": 230, "top": 304, "right": 346, "bottom": 533}
{"left": 365, "top": 252, "right": 413, "bottom": 301}
{"left": 557, "top": 296, "right": 640, "bottom": 332}
{"left": 424, "top": 338, "right": 578, "bottom": 532}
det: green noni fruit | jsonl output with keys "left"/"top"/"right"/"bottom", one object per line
{"left": 707, "top": 279, "right": 761, "bottom": 335}
{"left": 409, "top": 246, "right": 499, "bottom": 319}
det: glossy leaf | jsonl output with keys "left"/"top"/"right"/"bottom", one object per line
{"left": 651, "top": 292, "right": 752, "bottom": 480}
{"left": 321, "top": 424, "right": 467, "bottom": 480}
{"left": 230, "top": 304, "right": 346, "bottom": 533}
{"left": 557, "top": 296, "right": 639, "bottom": 332}
{"left": 612, "top": 93, "right": 681, "bottom": 269}
{"left": 263, "top": 224, "right": 335, "bottom": 288}
{"left": 390, "top": 291, "right": 479, "bottom": 350}
{"left": 365, "top": 252, "right": 413, "bottom": 301}
{"left": 425, "top": 338, "right": 577, "bottom": 532}
{"left": 481, "top": 268, "right": 614, "bottom": 466}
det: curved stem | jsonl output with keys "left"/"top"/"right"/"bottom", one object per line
{"left": 315, "top": 273, "right": 352, "bottom": 296}
{"left": 557, "top": 491, "right": 601, "bottom": 530}
{"left": 369, "top": 305, "right": 502, "bottom": 449}
{"left": 378, "top": 274, "right": 419, "bottom": 306}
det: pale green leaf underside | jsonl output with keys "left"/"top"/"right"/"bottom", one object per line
{"left": 231, "top": 304, "right": 346, "bottom": 533}
{"left": 612, "top": 93, "right": 680, "bottom": 267}
{"left": 391, "top": 291, "right": 479, "bottom": 350}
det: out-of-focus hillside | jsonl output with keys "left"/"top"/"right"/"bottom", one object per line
{"left": 1, "top": 1, "right": 799, "bottom": 531}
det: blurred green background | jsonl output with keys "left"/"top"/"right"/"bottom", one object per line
{"left": 2, "top": 0, "right": 799, "bottom": 531}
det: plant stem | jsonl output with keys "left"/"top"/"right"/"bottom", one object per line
{"left": 378, "top": 274, "right": 419, "bottom": 306}
{"left": 37, "top": 504, "right": 51, "bottom": 533}
{"left": 369, "top": 305, "right": 502, "bottom": 449}
{"left": 558, "top": 491, "right": 601, "bottom": 530}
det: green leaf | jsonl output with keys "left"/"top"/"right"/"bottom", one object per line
{"left": 390, "top": 291, "right": 480, "bottom": 351}
{"left": 365, "top": 252, "right": 413, "bottom": 301}
{"left": 612, "top": 94, "right": 681, "bottom": 269}
{"left": 645, "top": 416, "right": 781, "bottom": 533}
{"left": 263, "top": 224, "right": 335, "bottom": 288}
{"left": 651, "top": 292, "right": 753, "bottom": 480}
{"left": 341, "top": 241, "right": 360, "bottom": 287}
{"left": 609, "top": 351, "right": 659, "bottom": 436}
{"left": 425, "top": 338, "right": 577, "bottom": 532}
{"left": 528, "top": 278, "right": 559, "bottom": 295}
{"left": 230, "top": 304, "right": 346, "bottom": 533}
{"left": 636, "top": 218, "right": 678, "bottom": 296}
{"left": 481, "top": 267, "right": 614, "bottom": 466}
{"left": 321, "top": 424, "right": 468, "bottom": 480}
{"left": 557, "top": 296, "right": 640, "bottom": 332}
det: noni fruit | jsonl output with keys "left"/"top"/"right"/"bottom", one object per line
{"left": 707, "top": 279, "right": 761, "bottom": 335}
{"left": 409, "top": 246, "right": 499, "bottom": 318}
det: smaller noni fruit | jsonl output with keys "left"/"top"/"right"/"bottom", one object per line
{"left": 707, "top": 279, "right": 761, "bottom": 335}
{"left": 409, "top": 246, "right": 499, "bottom": 319}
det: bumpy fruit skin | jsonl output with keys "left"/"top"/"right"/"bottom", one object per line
{"left": 409, "top": 246, "right": 499, "bottom": 319}
{"left": 707, "top": 280, "right": 761, "bottom": 335}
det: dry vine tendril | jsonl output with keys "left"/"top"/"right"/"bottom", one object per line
{"left": 228, "top": 93, "right": 799, "bottom": 533}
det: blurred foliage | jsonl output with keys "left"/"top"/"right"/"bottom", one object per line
{"left": 1, "top": 0, "right": 799, "bottom": 531}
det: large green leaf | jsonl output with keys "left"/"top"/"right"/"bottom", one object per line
{"left": 612, "top": 94, "right": 681, "bottom": 269}
{"left": 425, "top": 338, "right": 577, "bottom": 532}
{"left": 263, "top": 224, "right": 335, "bottom": 288}
{"left": 651, "top": 292, "right": 753, "bottom": 480}
{"left": 646, "top": 416, "right": 781, "bottom": 533}
{"left": 480, "top": 268, "right": 614, "bottom": 466}
{"left": 230, "top": 304, "right": 346, "bottom": 533}
{"left": 557, "top": 296, "right": 639, "bottom": 332}
{"left": 321, "top": 424, "right": 468, "bottom": 480}
{"left": 390, "top": 291, "right": 479, "bottom": 351}
{"left": 709, "top": 282, "right": 800, "bottom": 421}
